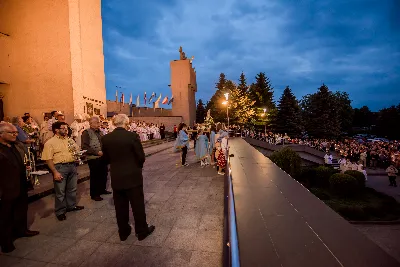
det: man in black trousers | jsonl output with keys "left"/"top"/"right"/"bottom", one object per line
{"left": 101, "top": 114, "right": 155, "bottom": 241}
{"left": 82, "top": 116, "right": 111, "bottom": 201}
{"left": 0, "top": 122, "right": 39, "bottom": 253}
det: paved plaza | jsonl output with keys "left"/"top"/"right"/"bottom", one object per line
{"left": 0, "top": 146, "right": 224, "bottom": 266}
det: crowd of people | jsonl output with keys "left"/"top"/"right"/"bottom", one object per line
{"left": 174, "top": 123, "right": 230, "bottom": 175}
{"left": 243, "top": 128, "right": 400, "bottom": 186}
{"left": 0, "top": 113, "right": 161, "bottom": 253}
{"left": 0, "top": 107, "right": 233, "bottom": 254}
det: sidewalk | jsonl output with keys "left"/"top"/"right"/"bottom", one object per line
{"left": 28, "top": 141, "right": 175, "bottom": 202}
{"left": 0, "top": 145, "right": 224, "bottom": 266}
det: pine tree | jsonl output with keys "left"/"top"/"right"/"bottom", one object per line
{"left": 275, "top": 86, "right": 303, "bottom": 137}
{"left": 237, "top": 72, "right": 248, "bottom": 94}
{"left": 301, "top": 84, "right": 341, "bottom": 138}
{"left": 206, "top": 73, "right": 229, "bottom": 122}
{"left": 196, "top": 99, "right": 206, "bottom": 123}
{"left": 248, "top": 72, "right": 275, "bottom": 109}
{"left": 333, "top": 91, "right": 354, "bottom": 134}
{"left": 229, "top": 80, "right": 256, "bottom": 125}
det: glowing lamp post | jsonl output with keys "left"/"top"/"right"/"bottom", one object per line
{"left": 223, "top": 92, "right": 229, "bottom": 130}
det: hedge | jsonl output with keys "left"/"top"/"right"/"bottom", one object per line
{"left": 329, "top": 173, "right": 359, "bottom": 197}
{"left": 344, "top": 170, "right": 366, "bottom": 189}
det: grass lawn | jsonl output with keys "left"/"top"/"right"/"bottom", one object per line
{"left": 310, "top": 187, "right": 400, "bottom": 221}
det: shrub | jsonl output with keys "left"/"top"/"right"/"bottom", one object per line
{"left": 297, "top": 166, "right": 317, "bottom": 185}
{"left": 315, "top": 166, "right": 334, "bottom": 188}
{"left": 269, "top": 147, "right": 302, "bottom": 178}
{"left": 329, "top": 173, "right": 359, "bottom": 197}
{"left": 344, "top": 170, "right": 366, "bottom": 189}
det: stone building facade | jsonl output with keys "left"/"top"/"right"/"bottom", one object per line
{"left": 0, "top": 0, "right": 106, "bottom": 123}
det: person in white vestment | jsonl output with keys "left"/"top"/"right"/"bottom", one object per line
{"left": 70, "top": 114, "right": 84, "bottom": 147}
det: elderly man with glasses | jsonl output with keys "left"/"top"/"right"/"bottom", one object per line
{"left": 0, "top": 122, "right": 39, "bottom": 253}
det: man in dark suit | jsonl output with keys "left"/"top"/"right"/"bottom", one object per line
{"left": 0, "top": 122, "right": 39, "bottom": 253}
{"left": 101, "top": 114, "right": 155, "bottom": 241}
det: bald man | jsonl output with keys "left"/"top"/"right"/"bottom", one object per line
{"left": 0, "top": 122, "right": 39, "bottom": 253}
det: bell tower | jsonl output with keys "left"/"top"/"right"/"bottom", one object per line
{"left": 170, "top": 46, "right": 197, "bottom": 126}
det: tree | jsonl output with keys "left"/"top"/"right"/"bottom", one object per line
{"left": 248, "top": 72, "right": 275, "bottom": 110}
{"left": 353, "top": 106, "right": 374, "bottom": 128}
{"left": 334, "top": 91, "right": 354, "bottom": 134}
{"left": 196, "top": 99, "right": 206, "bottom": 123}
{"left": 275, "top": 86, "right": 303, "bottom": 137}
{"left": 229, "top": 81, "right": 256, "bottom": 125}
{"left": 206, "top": 73, "right": 229, "bottom": 122}
{"left": 301, "top": 84, "right": 341, "bottom": 139}
{"left": 237, "top": 72, "right": 248, "bottom": 94}
{"left": 375, "top": 104, "right": 400, "bottom": 139}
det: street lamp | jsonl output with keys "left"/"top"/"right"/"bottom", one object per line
{"left": 223, "top": 93, "right": 229, "bottom": 130}
{"left": 262, "top": 108, "right": 267, "bottom": 135}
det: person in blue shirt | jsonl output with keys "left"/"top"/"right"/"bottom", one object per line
{"left": 174, "top": 123, "right": 190, "bottom": 166}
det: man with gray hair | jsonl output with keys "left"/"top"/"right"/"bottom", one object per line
{"left": 101, "top": 114, "right": 155, "bottom": 241}
{"left": 81, "top": 116, "right": 110, "bottom": 201}
{"left": 0, "top": 122, "right": 39, "bottom": 253}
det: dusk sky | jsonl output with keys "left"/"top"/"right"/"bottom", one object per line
{"left": 101, "top": 0, "right": 400, "bottom": 111}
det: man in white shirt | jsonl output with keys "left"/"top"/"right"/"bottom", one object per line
{"left": 324, "top": 152, "right": 333, "bottom": 165}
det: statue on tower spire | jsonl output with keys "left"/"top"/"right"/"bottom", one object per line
{"left": 179, "top": 46, "right": 187, "bottom": 60}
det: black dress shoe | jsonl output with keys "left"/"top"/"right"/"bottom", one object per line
{"left": 23, "top": 230, "right": 40, "bottom": 237}
{"left": 137, "top": 225, "right": 155, "bottom": 241}
{"left": 57, "top": 214, "right": 67, "bottom": 221}
{"left": 101, "top": 190, "right": 112, "bottom": 195}
{"left": 91, "top": 196, "right": 103, "bottom": 201}
{"left": 119, "top": 226, "right": 132, "bottom": 241}
{"left": 1, "top": 244, "right": 16, "bottom": 253}
{"left": 67, "top": 206, "right": 85, "bottom": 212}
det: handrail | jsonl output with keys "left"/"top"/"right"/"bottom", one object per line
{"left": 223, "top": 144, "right": 240, "bottom": 267}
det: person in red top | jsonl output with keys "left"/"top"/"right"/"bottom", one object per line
{"left": 173, "top": 125, "right": 177, "bottom": 139}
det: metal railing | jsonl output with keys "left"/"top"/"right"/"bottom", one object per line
{"left": 223, "top": 145, "right": 240, "bottom": 267}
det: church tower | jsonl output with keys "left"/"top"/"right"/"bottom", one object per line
{"left": 170, "top": 47, "right": 197, "bottom": 126}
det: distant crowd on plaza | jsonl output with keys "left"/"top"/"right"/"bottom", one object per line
{"left": 242, "top": 129, "right": 400, "bottom": 170}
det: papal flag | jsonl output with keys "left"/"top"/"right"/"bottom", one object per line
{"left": 136, "top": 94, "right": 140, "bottom": 107}
{"left": 162, "top": 96, "right": 169, "bottom": 105}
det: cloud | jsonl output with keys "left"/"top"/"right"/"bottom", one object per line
{"left": 102, "top": 0, "right": 400, "bottom": 111}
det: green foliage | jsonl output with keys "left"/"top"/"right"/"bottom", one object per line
{"left": 206, "top": 73, "right": 228, "bottom": 123}
{"left": 344, "top": 170, "right": 366, "bottom": 189}
{"left": 374, "top": 104, "right": 400, "bottom": 140}
{"left": 334, "top": 91, "right": 354, "bottom": 134}
{"left": 297, "top": 166, "right": 317, "bottom": 184}
{"left": 353, "top": 106, "right": 374, "bottom": 128}
{"left": 269, "top": 147, "right": 302, "bottom": 178}
{"left": 321, "top": 187, "right": 400, "bottom": 221}
{"left": 195, "top": 99, "right": 206, "bottom": 123}
{"left": 329, "top": 173, "right": 359, "bottom": 197}
{"left": 275, "top": 86, "right": 303, "bottom": 137}
{"left": 248, "top": 72, "right": 275, "bottom": 110}
{"left": 237, "top": 72, "right": 248, "bottom": 94}
{"left": 229, "top": 81, "right": 256, "bottom": 125}
{"left": 301, "top": 84, "right": 341, "bottom": 139}
{"left": 315, "top": 166, "right": 335, "bottom": 188}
